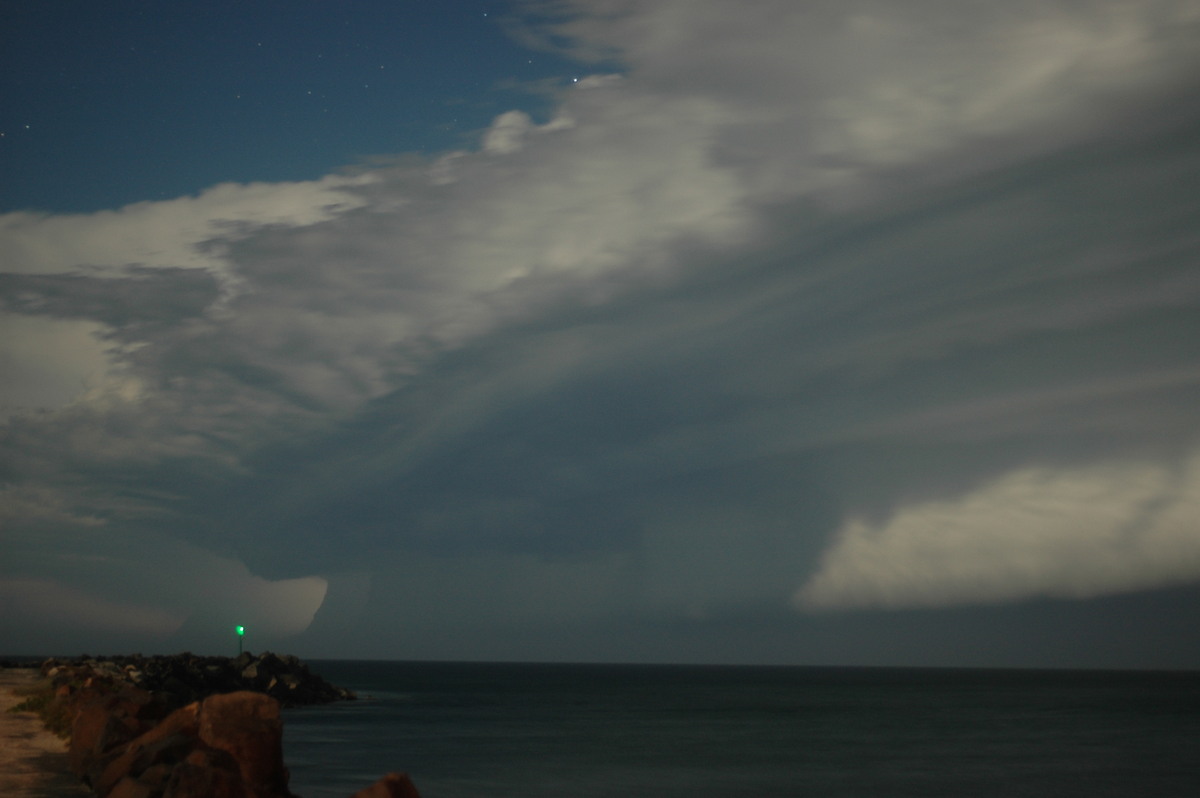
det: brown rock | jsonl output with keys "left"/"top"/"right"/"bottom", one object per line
{"left": 163, "top": 761, "right": 251, "bottom": 798}
{"left": 129, "top": 701, "right": 201, "bottom": 748}
{"left": 110, "top": 685, "right": 160, "bottom": 722}
{"left": 136, "top": 762, "right": 177, "bottom": 793}
{"left": 67, "top": 700, "right": 109, "bottom": 771}
{"left": 84, "top": 702, "right": 199, "bottom": 796}
{"left": 93, "top": 732, "right": 196, "bottom": 797}
{"left": 107, "top": 776, "right": 156, "bottom": 798}
{"left": 69, "top": 700, "right": 139, "bottom": 776}
{"left": 350, "top": 772, "right": 423, "bottom": 798}
{"left": 183, "top": 744, "right": 240, "bottom": 770}
{"left": 197, "top": 691, "right": 289, "bottom": 797}
{"left": 68, "top": 684, "right": 164, "bottom": 777}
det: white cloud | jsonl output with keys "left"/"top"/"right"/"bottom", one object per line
{"left": 1, "top": 73, "right": 747, "bottom": 424}
{"left": 0, "top": 316, "right": 113, "bottom": 417}
{"left": 0, "top": 174, "right": 377, "bottom": 416}
{"left": 0, "top": 174, "right": 375, "bottom": 284}
{"left": 483, "top": 110, "right": 537, "bottom": 154}
{"left": 538, "top": 0, "right": 1200, "bottom": 202}
{"left": 796, "top": 452, "right": 1200, "bottom": 610}
{"left": 6, "top": 0, "right": 1194, "bottom": 423}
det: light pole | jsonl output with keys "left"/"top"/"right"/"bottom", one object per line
{"left": 236, "top": 624, "right": 245, "bottom": 656}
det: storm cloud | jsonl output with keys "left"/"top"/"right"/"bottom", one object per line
{"left": 2, "top": 0, "right": 1199, "bottom": 663}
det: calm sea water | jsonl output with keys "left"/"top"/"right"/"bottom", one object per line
{"left": 282, "top": 661, "right": 1200, "bottom": 798}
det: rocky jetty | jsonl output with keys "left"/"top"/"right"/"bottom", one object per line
{"left": 42, "top": 652, "right": 356, "bottom": 709}
{"left": 14, "top": 652, "right": 420, "bottom": 798}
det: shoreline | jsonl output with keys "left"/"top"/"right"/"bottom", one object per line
{"left": 0, "top": 667, "right": 89, "bottom": 797}
{"left": 2, "top": 655, "right": 416, "bottom": 798}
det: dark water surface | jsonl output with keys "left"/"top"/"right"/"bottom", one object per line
{"left": 283, "top": 661, "right": 1200, "bottom": 797}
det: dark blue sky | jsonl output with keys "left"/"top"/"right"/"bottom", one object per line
{"left": 1, "top": 0, "right": 584, "bottom": 212}
{"left": 2, "top": 0, "right": 1200, "bottom": 667}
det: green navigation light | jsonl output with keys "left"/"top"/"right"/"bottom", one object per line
{"left": 236, "top": 625, "right": 245, "bottom": 636}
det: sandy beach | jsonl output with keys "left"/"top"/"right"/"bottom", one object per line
{"left": 0, "top": 668, "right": 88, "bottom": 797}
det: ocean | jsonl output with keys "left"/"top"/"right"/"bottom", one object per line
{"left": 282, "top": 661, "right": 1200, "bottom": 798}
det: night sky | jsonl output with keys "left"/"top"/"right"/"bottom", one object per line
{"left": 3, "top": 0, "right": 1200, "bottom": 667}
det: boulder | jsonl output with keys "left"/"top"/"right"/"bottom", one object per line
{"left": 107, "top": 776, "right": 157, "bottom": 798}
{"left": 197, "top": 691, "right": 289, "bottom": 798}
{"left": 69, "top": 687, "right": 160, "bottom": 778}
{"left": 162, "top": 760, "right": 251, "bottom": 798}
{"left": 90, "top": 699, "right": 202, "bottom": 789}
{"left": 131, "top": 701, "right": 201, "bottom": 746}
{"left": 134, "top": 762, "right": 177, "bottom": 794}
{"left": 70, "top": 701, "right": 137, "bottom": 776}
{"left": 92, "top": 731, "right": 196, "bottom": 797}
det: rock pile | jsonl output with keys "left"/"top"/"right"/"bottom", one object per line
{"left": 25, "top": 653, "right": 419, "bottom": 798}
{"left": 42, "top": 652, "right": 356, "bottom": 708}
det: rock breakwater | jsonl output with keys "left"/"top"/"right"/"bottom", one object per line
{"left": 13, "top": 653, "right": 420, "bottom": 798}
{"left": 43, "top": 652, "right": 356, "bottom": 709}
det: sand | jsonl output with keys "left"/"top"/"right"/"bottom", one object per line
{"left": 0, "top": 668, "right": 89, "bottom": 797}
